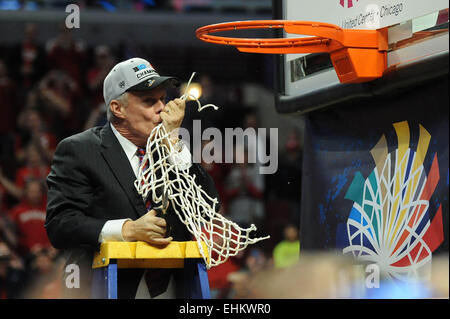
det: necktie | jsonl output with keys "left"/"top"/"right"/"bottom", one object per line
{"left": 136, "top": 147, "right": 172, "bottom": 298}
{"left": 136, "top": 148, "right": 152, "bottom": 212}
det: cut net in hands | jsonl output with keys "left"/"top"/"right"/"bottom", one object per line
{"left": 134, "top": 73, "right": 269, "bottom": 269}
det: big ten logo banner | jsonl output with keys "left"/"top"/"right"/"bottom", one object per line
{"left": 299, "top": 79, "right": 448, "bottom": 287}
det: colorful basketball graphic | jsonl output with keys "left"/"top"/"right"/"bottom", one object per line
{"left": 343, "top": 121, "right": 444, "bottom": 282}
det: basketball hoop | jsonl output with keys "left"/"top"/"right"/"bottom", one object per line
{"left": 196, "top": 20, "right": 388, "bottom": 83}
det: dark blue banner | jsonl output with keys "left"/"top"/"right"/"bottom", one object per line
{"left": 300, "top": 78, "right": 449, "bottom": 283}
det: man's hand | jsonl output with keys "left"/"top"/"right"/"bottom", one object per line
{"left": 122, "top": 210, "right": 173, "bottom": 245}
{"left": 160, "top": 98, "right": 185, "bottom": 141}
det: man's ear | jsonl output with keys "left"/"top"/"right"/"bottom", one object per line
{"left": 110, "top": 99, "right": 126, "bottom": 120}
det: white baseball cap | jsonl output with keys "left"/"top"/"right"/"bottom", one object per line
{"left": 103, "top": 57, "right": 180, "bottom": 106}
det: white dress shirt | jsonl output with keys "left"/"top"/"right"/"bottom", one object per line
{"left": 98, "top": 122, "right": 192, "bottom": 298}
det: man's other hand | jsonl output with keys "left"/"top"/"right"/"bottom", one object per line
{"left": 122, "top": 210, "right": 173, "bottom": 245}
{"left": 160, "top": 98, "right": 185, "bottom": 137}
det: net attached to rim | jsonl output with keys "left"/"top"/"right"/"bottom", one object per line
{"left": 134, "top": 73, "right": 269, "bottom": 269}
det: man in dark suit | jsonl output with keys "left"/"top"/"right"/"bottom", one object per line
{"left": 45, "top": 57, "right": 219, "bottom": 298}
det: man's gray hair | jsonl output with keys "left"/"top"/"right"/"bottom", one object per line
{"left": 107, "top": 92, "right": 128, "bottom": 122}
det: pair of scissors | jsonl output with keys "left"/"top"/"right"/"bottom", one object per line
{"left": 153, "top": 189, "right": 171, "bottom": 238}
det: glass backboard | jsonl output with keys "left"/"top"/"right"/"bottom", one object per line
{"left": 274, "top": 0, "right": 449, "bottom": 114}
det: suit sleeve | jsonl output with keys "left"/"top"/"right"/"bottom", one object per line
{"left": 188, "top": 163, "right": 221, "bottom": 213}
{"left": 45, "top": 138, "right": 107, "bottom": 251}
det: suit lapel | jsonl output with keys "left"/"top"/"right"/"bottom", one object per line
{"left": 100, "top": 123, "right": 146, "bottom": 218}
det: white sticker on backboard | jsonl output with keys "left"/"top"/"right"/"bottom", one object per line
{"left": 284, "top": 0, "right": 448, "bottom": 30}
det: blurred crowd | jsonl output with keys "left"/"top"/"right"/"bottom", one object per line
{"left": 0, "top": 0, "right": 271, "bottom": 14}
{"left": 0, "top": 22, "right": 303, "bottom": 299}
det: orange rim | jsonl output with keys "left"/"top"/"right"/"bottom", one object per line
{"left": 196, "top": 20, "right": 337, "bottom": 52}
{"left": 196, "top": 20, "right": 389, "bottom": 84}
{"left": 195, "top": 20, "right": 386, "bottom": 53}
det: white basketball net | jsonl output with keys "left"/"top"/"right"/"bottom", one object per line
{"left": 134, "top": 73, "right": 269, "bottom": 269}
